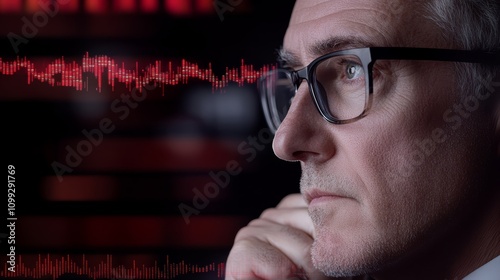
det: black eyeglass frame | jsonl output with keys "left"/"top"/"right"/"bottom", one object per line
{"left": 260, "top": 47, "right": 500, "bottom": 132}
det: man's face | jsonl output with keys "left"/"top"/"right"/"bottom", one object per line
{"left": 273, "top": 0, "right": 496, "bottom": 277}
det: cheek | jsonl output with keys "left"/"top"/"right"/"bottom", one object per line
{"left": 339, "top": 68, "right": 463, "bottom": 232}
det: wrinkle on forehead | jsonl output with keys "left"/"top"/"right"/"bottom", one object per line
{"left": 290, "top": 0, "right": 424, "bottom": 25}
{"left": 284, "top": 0, "right": 435, "bottom": 65}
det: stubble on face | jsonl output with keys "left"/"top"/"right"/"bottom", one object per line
{"left": 286, "top": 0, "right": 498, "bottom": 277}
{"left": 301, "top": 165, "right": 415, "bottom": 277}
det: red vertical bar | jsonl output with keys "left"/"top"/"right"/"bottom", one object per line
{"left": 79, "top": 62, "right": 82, "bottom": 91}
{"left": 98, "top": 56, "right": 102, "bottom": 92}
{"left": 49, "top": 61, "right": 53, "bottom": 86}
{"left": 63, "top": 63, "right": 67, "bottom": 87}
{"left": 159, "top": 60, "right": 162, "bottom": 83}
{"left": 18, "top": 255, "right": 22, "bottom": 277}
{"left": 155, "top": 260, "right": 158, "bottom": 279}
{"left": 111, "top": 60, "right": 115, "bottom": 90}
{"left": 107, "top": 58, "right": 111, "bottom": 84}
{"left": 37, "top": 254, "right": 41, "bottom": 278}
{"left": 67, "top": 255, "right": 70, "bottom": 274}
{"left": 81, "top": 255, "right": 85, "bottom": 277}
{"left": 71, "top": 61, "right": 75, "bottom": 89}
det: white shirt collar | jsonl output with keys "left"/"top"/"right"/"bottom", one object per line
{"left": 463, "top": 255, "right": 500, "bottom": 280}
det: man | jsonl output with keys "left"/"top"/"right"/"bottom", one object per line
{"left": 226, "top": 0, "right": 500, "bottom": 279}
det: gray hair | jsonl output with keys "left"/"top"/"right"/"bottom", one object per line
{"left": 424, "top": 0, "right": 500, "bottom": 99}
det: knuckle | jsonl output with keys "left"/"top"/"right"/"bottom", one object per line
{"left": 227, "top": 238, "right": 295, "bottom": 279}
{"left": 234, "top": 226, "right": 254, "bottom": 242}
{"left": 234, "top": 221, "right": 266, "bottom": 242}
{"left": 278, "top": 193, "right": 304, "bottom": 207}
{"left": 283, "top": 193, "right": 301, "bottom": 202}
{"left": 260, "top": 207, "right": 276, "bottom": 219}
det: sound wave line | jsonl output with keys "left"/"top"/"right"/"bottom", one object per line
{"left": 0, "top": 53, "right": 275, "bottom": 93}
{"left": 1, "top": 254, "right": 225, "bottom": 279}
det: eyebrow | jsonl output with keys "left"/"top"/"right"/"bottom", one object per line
{"left": 278, "top": 36, "right": 376, "bottom": 68}
{"left": 277, "top": 48, "right": 302, "bottom": 68}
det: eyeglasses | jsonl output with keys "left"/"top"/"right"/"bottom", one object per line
{"left": 259, "top": 47, "right": 500, "bottom": 133}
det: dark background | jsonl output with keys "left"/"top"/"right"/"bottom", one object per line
{"left": 0, "top": 0, "right": 299, "bottom": 279}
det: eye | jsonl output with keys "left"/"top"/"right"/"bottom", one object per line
{"left": 345, "top": 63, "right": 363, "bottom": 80}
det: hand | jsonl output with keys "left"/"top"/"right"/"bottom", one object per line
{"left": 225, "top": 193, "right": 332, "bottom": 280}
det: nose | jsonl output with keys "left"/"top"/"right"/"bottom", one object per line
{"left": 272, "top": 83, "right": 337, "bottom": 163}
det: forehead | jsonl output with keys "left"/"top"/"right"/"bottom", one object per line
{"left": 284, "top": 0, "right": 435, "bottom": 64}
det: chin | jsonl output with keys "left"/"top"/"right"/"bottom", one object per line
{"left": 310, "top": 224, "right": 396, "bottom": 278}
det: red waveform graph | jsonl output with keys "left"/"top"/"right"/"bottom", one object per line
{"left": 0, "top": 53, "right": 275, "bottom": 94}
{"left": 1, "top": 254, "right": 225, "bottom": 279}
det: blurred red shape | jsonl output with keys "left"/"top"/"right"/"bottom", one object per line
{"left": 165, "top": 0, "right": 191, "bottom": 15}
{"left": 113, "top": 0, "right": 136, "bottom": 13}
{"left": 0, "top": 0, "right": 21, "bottom": 12}
{"left": 141, "top": 0, "right": 158, "bottom": 13}
{"left": 42, "top": 175, "right": 118, "bottom": 201}
{"left": 85, "top": 0, "right": 108, "bottom": 13}
{"left": 17, "top": 216, "right": 249, "bottom": 248}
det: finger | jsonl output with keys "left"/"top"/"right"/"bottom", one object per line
{"left": 236, "top": 219, "right": 325, "bottom": 279}
{"left": 277, "top": 193, "right": 308, "bottom": 208}
{"left": 258, "top": 207, "right": 315, "bottom": 238}
{"left": 226, "top": 238, "right": 299, "bottom": 280}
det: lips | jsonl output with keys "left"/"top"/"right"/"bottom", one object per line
{"left": 305, "top": 189, "right": 349, "bottom": 204}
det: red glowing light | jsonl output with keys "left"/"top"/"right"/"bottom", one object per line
{"left": 0, "top": 0, "right": 220, "bottom": 14}
{"left": 1, "top": 254, "right": 226, "bottom": 279}
{"left": 141, "top": 0, "right": 159, "bottom": 13}
{"left": 196, "top": 0, "right": 212, "bottom": 13}
{"left": 165, "top": 0, "right": 191, "bottom": 15}
{"left": 0, "top": 54, "right": 275, "bottom": 93}
{"left": 85, "top": 0, "right": 108, "bottom": 14}
{"left": 113, "top": 0, "right": 136, "bottom": 13}
{"left": 0, "top": 0, "right": 21, "bottom": 12}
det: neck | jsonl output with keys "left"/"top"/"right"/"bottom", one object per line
{"left": 372, "top": 183, "right": 500, "bottom": 280}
